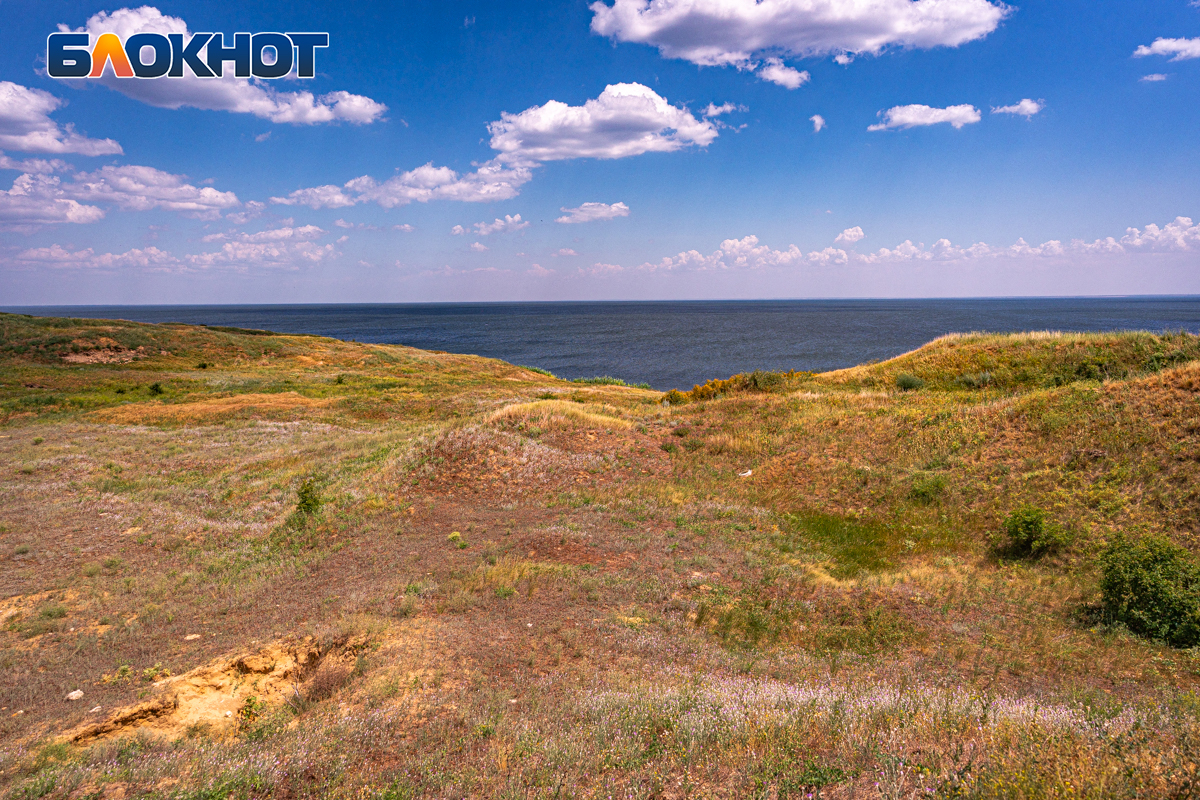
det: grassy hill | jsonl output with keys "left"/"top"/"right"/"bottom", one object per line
{"left": 1, "top": 313, "right": 1198, "bottom": 798}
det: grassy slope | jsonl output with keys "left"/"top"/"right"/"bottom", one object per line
{"left": 1, "top": 314, "right": 1199, "bottom": 798}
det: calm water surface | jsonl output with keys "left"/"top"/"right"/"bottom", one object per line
{"left": 6, "top": 298, "right": 1200, "bottom": 391}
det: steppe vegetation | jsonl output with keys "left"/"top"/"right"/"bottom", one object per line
{"left": 2, "top": 312, "right": 1200, "bottom": 798}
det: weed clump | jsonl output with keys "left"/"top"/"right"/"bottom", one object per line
{"left": 148, "top": 382, "right": 164, "bottom": 395}
{"left": 908, "top": 474, "right": 946, "bottom": 504}
{"left": 895, "top": 373, "right": 925, "bottom": 391}
{"left": 295, "top": 478, "right": 323, "bottom": 516}
{"left": 1100, "top": 533, "right": 1200, "bottom": 648}
{"left": 996, "top": 506, "right": 1072, "bottom": 557}
{"left": 664, "top": 369, "right": 810, "bottom": 405}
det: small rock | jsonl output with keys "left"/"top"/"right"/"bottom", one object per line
{"left": 66, "top": 690, "right": 84, "bottom": 701}
{"left": 738, "top": 469, "right": 753, "bottom": 478}
{"left": 185, "top": 634, "right": 201, "bottom": 641}
{"left": 89, "top": 706, "right": 102, "bottom": 713}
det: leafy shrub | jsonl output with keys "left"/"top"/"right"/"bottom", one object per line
{"left": 909, "top": 474, "right": 946, "bottom": 504}
{"left": 520, "top": 365, "right": 556, "bottom": 378}
{"left": 998, "top": 506, "right": 1072, "bottom": 557}
{"left": 148, "top": 382, "right": 164, "bottom": 395}
{"left": 665, "top": 369, "right": 811, "bottom": 405}
{"left": 895, "top": 373, "right": 925, "bottom": 391}
{"left": 956, "top": 371, "right": 993, "bottom": 389}
{"left": 1100, "top": 533, "right": 1200, "bottom": 648}
{"left": 295, "top": 478, "right": 322, "bottom": 516}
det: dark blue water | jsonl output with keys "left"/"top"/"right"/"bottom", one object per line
{"left": 5, "top": 298, "right": 1200, "bottom": 391}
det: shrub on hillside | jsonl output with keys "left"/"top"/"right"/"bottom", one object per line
{"left": 296, "top": 478, "right": 323, "bottom": 516}
{"left": 998, "top": 506, "right": 1072, "bottom": 557}
{"left": 895, "top": 373, "right": 925, "bottom": 391}
{"left": 662, "top": 369, "right": 811, "bottom": 405}
{"left": 1100, "top": 533, "right": 1200, "bottom": 648}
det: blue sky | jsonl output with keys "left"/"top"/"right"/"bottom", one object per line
{"left": 1, "top": 0, "right": 1199, "bottom": 304}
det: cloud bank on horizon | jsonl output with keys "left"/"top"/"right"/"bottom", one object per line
{"left": 0, "top": 0, "right": 1198, "bottom": 302}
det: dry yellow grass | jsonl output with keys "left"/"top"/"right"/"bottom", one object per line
{"left": 488, "top": 399, "right": 634, "bottom": 430}
{"left": 91, "top": 391, "right": 335, "bottom": 425}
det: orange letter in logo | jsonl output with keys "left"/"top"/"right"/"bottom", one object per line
{"left": 88, "top": 33, "right": 134, "bottom": 77}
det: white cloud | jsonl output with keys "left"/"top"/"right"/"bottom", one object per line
{"left": 635, "top": 216, "right": 1200, "bottom": 272}
{"left": 470, "top": 241, "right": 489, "bottom": 252}
{"left": 527, "top": 263, "right": 556, "bottom": 277}
{"left": 271, "top": 161, "right": 533, "bottom": 209}
{"left": 0, "top": 81, "right": 122, "bottom": 155}
{"left": 70, "top": 165, "right": 240, "bottom": 215}
{"left": 487, "top": 83, "right": 717, "bottom": 162}
{"left": 451, "top": 224, "right": 466, "bottom": 235}
{"left": 472, "top": 214, "right": 530, "bottom": 235}
{"left": 1134, "top": 37, "right": 1200, "bottom": 61}
{"left": 200, "top": 224, "right": 325, "bottom": 244}
{"left": 0, "top": 153, "right": 69, "bottom": 174}
{"left": 185, "top": 239, "right": 335, "bottom": 270}
{"left": 702, "top": 102, "right": 746, "bottom": 117}
{"left": 276, "top": 85, "right": 706, "bottom": 211}
{"left": 590, "top": 0, "right": 1010, "bottom": 67}
{"left": 552, "top": 248, "right": 579, "bottom": 256}
{"left": 810, "top": 114, "right": 826, "bottom": 132}
{"left": 0, "top": 173, "right": 105, "bottom": 229}
{"left": 13, "top": 244, "right": 176, "bottom": 269}
{"left": 835, "top": 226, "right": 865, "bottom": 244}
{"left": 224, "top": 200, "right": 266, "bottom": 225}
{"left": 556, "top": 201, "right": 631, "bottom": 223}
{"left": 393, "top": 223, "right": 415, "bottom": 232}
{"left": 584, "top": 262, "right": 625, "bottom": 275}
{"left": 992, "top": 98, "right": 1043, "bottom": 117}
{"left": 1141, "top": 73, "right": 1169, "bottom": 82}
{"left": 756, "top": 58, "right": 810, "bottom": 89}
{"left": 62, "top": 7, "right": 386, "bottom": 124}
{"left": 868, "top": 104, "right": 981, "bottom": 131}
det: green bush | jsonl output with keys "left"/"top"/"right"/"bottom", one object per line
{"left": 909, "top": 474, "right": 946, "bottom": 504}
{"left": 999, "top": 506, "right": 1072, "bottom": 557}
{"left": 895, "top": 373, "right": 925, "bottom": 391}
{"left": 1100, "top": 533, "right": 1200, "bottom": 648}
{"left": 296, "top": 478, "right": 322, "bottom": 516}
{"left": 148, "top": 382, "right": 164, "bottom": 395}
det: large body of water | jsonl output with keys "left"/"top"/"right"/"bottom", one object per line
{"left": 5, "top": 298, "right": 1200, "bottom": 391}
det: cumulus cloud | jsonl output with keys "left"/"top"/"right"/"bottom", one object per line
{"left": 1134, "top": 37, "right": 1200, "bottom": 61}
{"left": 393, "top": 223, "right": 415, "bottom": 232}
{"left": 277, "top": 84, "right": 708, "bottom": 210}
{"left": 271, "top": 161, "right": 532, "bottom": 209}
{"left": 0, "top": 153, "right": 69, "bottom": 174}
{"left": 868, "top": 104, "right": 981, "bottom": 131}
{"left": 70, "top": 165, "right": 240, "bottom": 216}
{"left": 0, "top": 173, "right": 105, "bottom": 229}
{"left": 527, "top": 263, "right": 556, "bottom": 277}
{"left": 835, "top": 226, "right": 865, "bottom": 244}
{"left": 1141, "top": 73, "right": 1169, "bottom": 82}
{"left": 13, "top": 244, "right": 176, "bottom": 269}
{"left": 757, "top": 58, "right": 810, "bottom": 88}
{"left": 702, "top": 102, "right": 747, "bottom": 117}
{"left": 810, "top": 114, "right": 826, "bottom": 132}
{"left": 200, "top": 224, "right": 325, "bottom": 244}
{"left": 0, "top": 81, "right": 122, "bottom": 155}
{"left": 16, "top": 223, "right": 344, "bottom": 272}
{"left": 552, "top": 248, "right": 578, "bottom": 256}
{"left": 472, "top": 214, "right": 531, "bottom": 235}
{"left": 636, "top": 216, "right": 1200, "bottom": 272}
{"left": 224, "top": 200, "right": 266, "bottom": 225}
{"left": 61, "top": 7, "right": 386, "bottom": 124}
{"left": 992, "top": 98, "right": 1042, "bottom": 117}
{"left": 590, "top": 0, "right": 1010, "bottom": 68}
{"left": 487, "top": 83, "right": 716, "bottom": 162}
{"left": 470, "top": 242, "right": 489, "bottom": 252}
{"left": 556, "top": 201, "right": 631, "bottom": 223}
